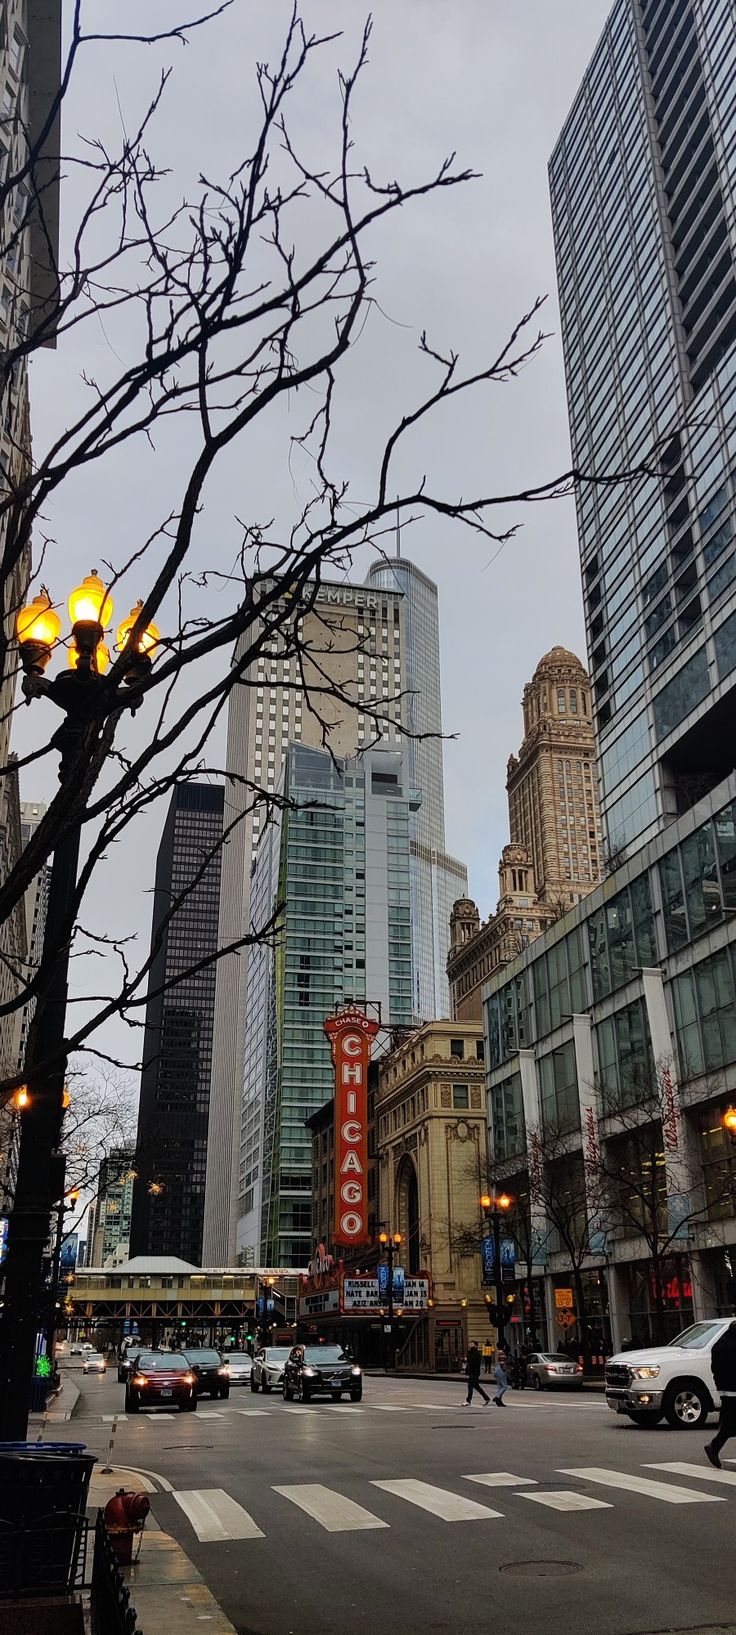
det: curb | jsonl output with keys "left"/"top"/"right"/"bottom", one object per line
{"left": 29, "top": 1378, "right": 80, "bottom": 1423}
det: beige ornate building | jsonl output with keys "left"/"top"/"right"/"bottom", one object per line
{"left": 506, "top": 646, "right": 602, "bottom": 904}
{"left": 376, "top": 1020, "right": 489, "bottom": 1372}
{"left": 448, "top": 647, "right": 602, "bottom": 1021}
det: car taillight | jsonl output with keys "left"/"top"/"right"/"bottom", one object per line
{"left": 183, "top": 1373, "right": 196, "bottom": 1385}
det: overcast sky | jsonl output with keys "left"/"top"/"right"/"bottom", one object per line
{"left": 21, "top": 0, "right": 614, "bottom": 1098}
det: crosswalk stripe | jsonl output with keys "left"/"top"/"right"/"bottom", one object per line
{"left": 520, "top": 1491, "right": 611, "bottom": 1512}
{"left": 371, "top": 1405, "right": 409, "bottom": 1412}
{"left": 324, "top": 1404, "right": 364, "bottom": 1413}
{"left": 102, "top": 1415, "right": 127, "bottom": 1423}
{"left": 283, "top": 1406, "right": 319, "bottom": 1415}
{"left": 173, "top": 1489, "right": 264, "bottom": 1541}
{"left": 372, "top": 1479, "right": 503, "bottom": 1522}
{"left": 237, "top": 1409, "right": 270, "bottom": 1417}
{"left": 465, "top": 1472, "right": 538, "bottom": 1488}
{"left": 645, "top": 1461, "right": 736, "bottom": 1488}
{"left": 274, "top": 1484, "right": 388, "bottom": 1532}
{"left": 197, "top": 1410, "right": 224, "bottom": 1418}
{"left": 557, "top": 1467, "right": 724, "bottom": 1504}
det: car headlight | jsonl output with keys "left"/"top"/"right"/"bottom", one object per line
{"left": 303, "top": 1367, "right": 317, "bottom": 1377}
{"left": 630, "top": 1365, "right": 660, "bottom": 1380}
{"left": 132, "top": 1375, "right": 148, "bottom": 1386}
{"left": 218, "top": 1366, "right": 229, "bottom": 1375}
{"left": 351, "top": 1367, "right": 362, "bottom": 1376}
{"left": 183, "top": 1373, "right": 196, "bottom": 1385}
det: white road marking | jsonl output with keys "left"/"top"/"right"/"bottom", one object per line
{"left": 465, "top": 1472, "right": 538, "bottom": 1488}
{"left": 197, "top": 1410, "right": 224, "bottom": 1418}
{"left": 282, "top": 1406, "right": 319, "bottom": 1415}
{"left": 102, "top": 1415, "right": 127, "bottom": 1423}
{"left": 236, "top": 1410, "right": 270, "bottom": 1417}
{"left": 370, "top": 1405, "right": 409, "bottom": 1412}
{"left": 645, "top": 1461, "right": 736, "bottom": 1488}
{"left": 112, "top": 1465, "right": 174, "bottom": 1493}
{"left": 324, "top": 1404, "right": 364, "bottom": 1413}
{"left": 274, "top": 1484, "right": 388, "bottom": 1532}
{"left": 557, "top": 1467, "right": 724, "bottom": 1504}
{"left": 372, "top": 1479, "right": 503, "bottom": 1522}
{"left": 173, "top": 1489, "right": 263, "bottom": 1542}
{"left": 520, "top": 1491, "right": 611, "bottom": 1512}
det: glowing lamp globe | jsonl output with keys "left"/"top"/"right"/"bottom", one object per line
{"left": 116, "top": 600, "right": 160, "bottom": 661}
{"left": 498, "top": 1192, "right": 512, "bottom": 1212}
{"left": 723, "top": 1106, "right": 736, "bottom": 1136}
{"left": 68, "top": 571, "right": 113, "bottom": 629}
{"left": 480, "top": 1194, "right": 492, "bottom": 1210}
{"left": 16, "top": 590, "right": 61, "bottom": 656}
{"left": 68, "top": 640, "right": 110, "bottom": 675}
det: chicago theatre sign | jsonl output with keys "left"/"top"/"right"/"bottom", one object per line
{"left": 324, "top": 1006, "right": 379, "bottom": 1247}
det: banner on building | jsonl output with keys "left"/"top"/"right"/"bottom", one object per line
{"left": 324, "top": 1005, "right": 379, "bottom": 1247}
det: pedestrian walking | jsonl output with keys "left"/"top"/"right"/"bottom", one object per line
{"left": 464, "top": 1341, "right": 491, "bottom": 1406}
{"left": 493, "top": 1347, "right": 509, "bottom": 1407}
{"left": 482, "top": 1342, "right": 493, "bottom": 1375}
{"left": 705, "top": 1319, "right": 736, "bottom": 1468}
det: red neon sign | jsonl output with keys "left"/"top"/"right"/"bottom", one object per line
{"left": 324, "top": 1006, "right": 378, "bottom": 1247}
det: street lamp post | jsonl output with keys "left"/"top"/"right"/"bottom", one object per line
{"left": 480, "top": 1192, "right": 512, "bottom": 1352}
{"left": 0, "top": 575, "right": 159, "bottom": 1440}
{"left": 378, "top": 1230, "right": 402, "bottom": 1371}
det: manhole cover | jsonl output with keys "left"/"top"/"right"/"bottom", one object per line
{"left": 500, "top": 1561, "right": 582, "bottom": 1579}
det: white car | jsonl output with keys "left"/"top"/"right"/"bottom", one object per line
{"left": 224, "top": 1352, "right": 253, "bottom": 1385}
{"left": 605, "top": 1318, "right": 731, "bottom": 1428}
{"left": 250, "top": 1346, "right": 292, "bottom": 1393}
{"left": 82, "top": 1351, "right": 107, "bottom": 1375}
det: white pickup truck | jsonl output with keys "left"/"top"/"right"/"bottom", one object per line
{"left": 605, "top": 1318, "right": 732, "bottom": 1428}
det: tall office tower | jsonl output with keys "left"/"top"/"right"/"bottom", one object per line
{"left": 87, "top": 1147, "right": 136, "bottom": 1267}
{"left": 506, "top": 647, "right": 602, "bottom": 903}
{"left": 550, "top": 0, "right": 736, "bottom": 855}
{"left": 365, "top": 557, "right": 468, "bottom": 1020}
{"left": 237, "top": 742, "right": 415, "bottom": 1268}
{"left": 204, "top": 577, "right": 407, "bottom": 1265}
{"left": 130, "top": 784, "right": 224, "bottom": 1266}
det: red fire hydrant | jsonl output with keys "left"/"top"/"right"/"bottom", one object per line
{"left": 103, "top": 1489, "right": 151, "bottom": 1565}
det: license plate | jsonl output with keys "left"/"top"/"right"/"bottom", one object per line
{"left": 160, "top": 1388, "right": 173, "bottom": 1398}
{"left": 330, "top": 1377, "right": 343, "bottom": 1386}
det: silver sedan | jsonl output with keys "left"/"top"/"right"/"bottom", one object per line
{"left": 526, "top": 1351, "right": 583, "bottom": 1389}
{"left": 224, "top": 1352, "right": 253, "bottom": 1385}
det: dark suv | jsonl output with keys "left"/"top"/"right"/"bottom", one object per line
{"left": 182, "top": 1348, "right": 230, "bottom": 1399}
{"left": 283, "top": 1345, "right": 362, "bottom": 1403}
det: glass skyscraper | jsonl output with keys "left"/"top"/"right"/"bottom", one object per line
{"left": 550, "top": 0, "right": 736, "bottom": 855}
{"left": 237, "top": 743, "right": 415, "bottom": 1268}
{"left": 366, "top": 557, "right": 467, "bottom": 1019}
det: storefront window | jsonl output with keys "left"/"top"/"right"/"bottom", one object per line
{"left": 623, "top": 1256, "right": 694, "bottom": 1346}
{"left": 697, "top": 1102, "right": 736, "bottom": 1223}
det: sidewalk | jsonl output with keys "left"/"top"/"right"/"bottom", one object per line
{"left": 364, "top": 1368, "right": 605, "bottom": 1389}
{"left": 87, "top": 1467, "right": 238, "bottom": 1635}
{"left": 28, "top": 1377, "right": 80, "bottom": 1424}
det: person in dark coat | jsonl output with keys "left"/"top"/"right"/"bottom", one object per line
{"left": 705, "top": 1319, "right": 736, "bottom": 1468}
{"left": 464, "top": 1341, "right": 491, "bottom": 1406}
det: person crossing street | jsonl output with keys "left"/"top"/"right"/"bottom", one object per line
{"left": 464, "top": 1341, "right": 491, "bottom": 1406}
{"left": 493, "top": 1347, "right": 509, "bottom": 1407}
{"left": 705, "top": 1318, "right": 736, "bottom": 1468}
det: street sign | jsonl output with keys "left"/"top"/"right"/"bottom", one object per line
{"left": 555, "top": 1287, "right": 574, "bottom": 1309}
{"left": 557, "top": 1310, "right": 576, "bottom": 1329}
{"left": 383, "top": 1324, "right": 392, "bottom": 1333}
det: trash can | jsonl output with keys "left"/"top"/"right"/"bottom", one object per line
{"left": 0, "top": 1442, "right": 96, "bottom": 1597}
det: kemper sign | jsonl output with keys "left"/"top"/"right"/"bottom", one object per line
{"left": 324, "top": 1005, "right": 379, "bottom": 1246}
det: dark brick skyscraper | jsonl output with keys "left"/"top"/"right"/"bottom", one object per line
{"left": 130, "top": 783, "right": 224, "bottom": 1265}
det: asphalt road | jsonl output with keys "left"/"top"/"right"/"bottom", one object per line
{"left": 65, "top": 1361, "right": 736, "bottom": 1635}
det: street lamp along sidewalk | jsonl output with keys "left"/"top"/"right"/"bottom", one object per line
{"left": 0, "top": 573, "right": 160, "bottom": 1440}
{"left": 480, "top": 1191, "right": 513, "bottom": 1350}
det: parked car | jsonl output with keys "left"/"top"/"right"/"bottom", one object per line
{"left": 82, "top": 1351, "right": 107, "bottom": 1375}
{"left": 605, "top": 1318, "right": 732, "bottom": 1429}
{"left": 283, "top": 1344, "right": 363, "bottom": 1403}
{"left": 182, "top": 1348, "right": 230, "bottom": 1399}
{"left": 124, "top": 1351, "right": 197, "bottom": 1413}
{"left": 69, "top": 1343, "right": 83, "bottom": 1356}
{"left": 224, "top": 1352, "right": 253, "bottom": 1386}
{"left": 250, "top": 1346, "right": 293, "bottom": 1393}
{"left": 526, "top": 1352, "right": 584, "bottom": 1390}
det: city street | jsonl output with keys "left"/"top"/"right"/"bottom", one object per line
{"left": 68, "top": 1363, "right": 736, "bottom": 1635}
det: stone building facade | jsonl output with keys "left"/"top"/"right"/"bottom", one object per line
{"left": 448, "top": 647, "right": 602, "bottom": 1022}
{"left": 375, "top": 1020, "right": 489, "bottom": 1371}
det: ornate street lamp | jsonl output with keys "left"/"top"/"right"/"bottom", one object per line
{"left": 377, "top": 1229, "right": 402, "bottom": 1370}
{"left": 0, "top": 574, "right": 161, "bottom": 1439}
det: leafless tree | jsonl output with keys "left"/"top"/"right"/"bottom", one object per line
{"left": 526, "top": 1119, "right": 602, "bottom": 1367}
{"left": 592, "top": 1060, "right": 735, "bottom": 1343}
{"left": 0, "top": 2, "right": 676, "bottom": 1108}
